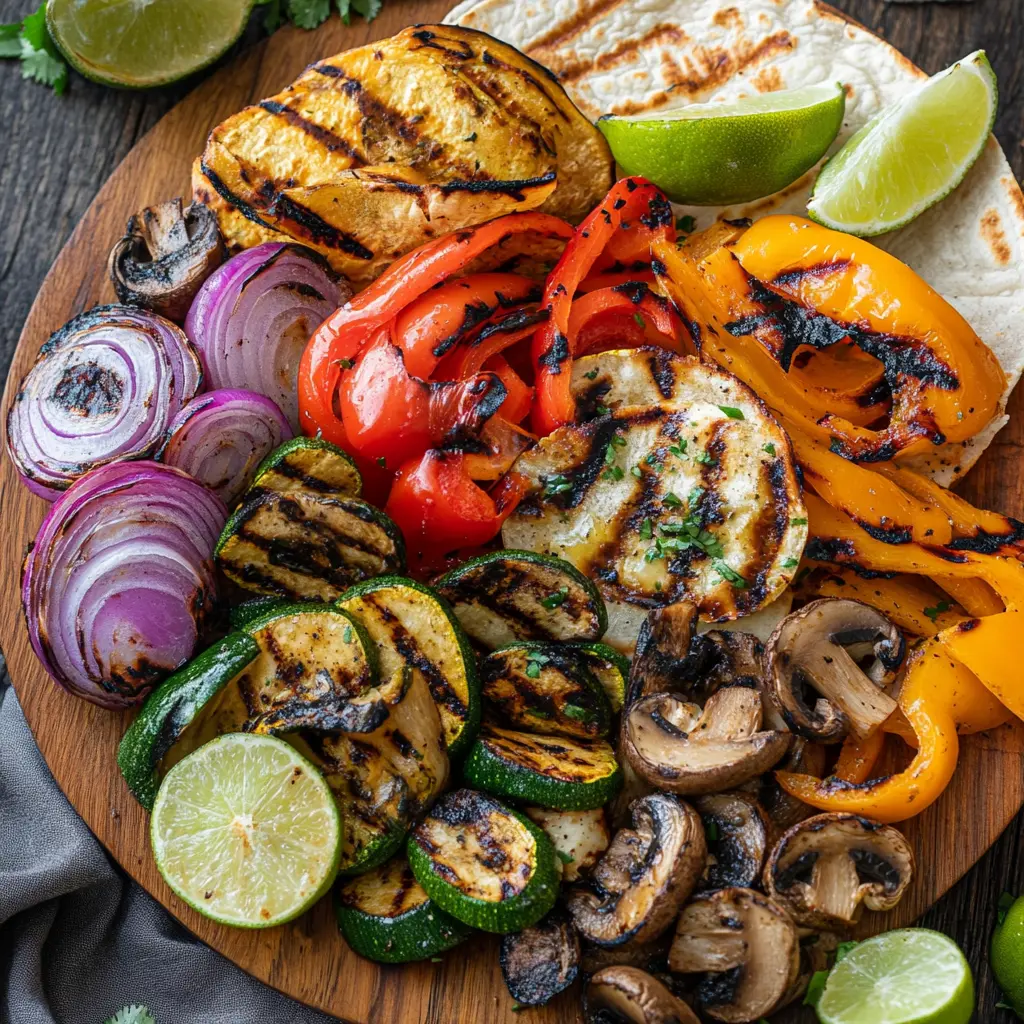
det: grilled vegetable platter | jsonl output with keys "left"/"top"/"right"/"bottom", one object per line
{"left": 6, "top": 11, "right": 1024, "bottom": 1024}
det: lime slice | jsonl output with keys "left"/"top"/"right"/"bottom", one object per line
{"left": 991, "top": 894, "right": 1024, "bottom": 1015}
{"left": 46, "top": 0, "right": 254, "bottom": 89}
{"left": 816, "top": 929, "right": 974, "bottom": 1024}
{"left": 808, "top": 51, "right": 997, "bottom": 236}
{"left": 597, "top": 83, "right": 845, "bottom": 206}
{"left": 151, "top": 733, "right": 341, "bottom": 929}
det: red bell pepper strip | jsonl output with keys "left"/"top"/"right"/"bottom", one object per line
{"left": 485, "top": 354, "right": 534, "bottom": 425}
{"left": 568, "top": 282, "right": 688, "bottom": 358}
{"left": 531, "top": 178, "right": 676, "bottom": 435}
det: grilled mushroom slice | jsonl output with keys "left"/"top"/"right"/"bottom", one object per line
{"left": 108, "top": 198, "right": 224, "bottom": 322}
{"left": 622, "top": 687, "right": 790, "bottom": 795}
{"left": 567, "top": 793, "right": 706, "bottom": 948}
{"left": 585, "top": 966, "right": 700, "bottom": 1024}
{"left": 698, "top": 630, "right": 787, "bottom": 731}
{"left": 765, "top": 599, "right": 904, "bottom": 742}
{"left": 580, "top": 935, "right": 671, "bottom": 978}
{"left": 669, "top": 887, "right": 800, "bottom": 1023}
{"left": 501, "top": 909, "right": 580, "bottom": 1007}
{"left": 695, "top": 791, "right": 770, "bottom": 892}
{"left": 626, "top": 602, "right": 701, "bottom": 707}
{"left": 764, "top": 813, "right": 914, "bottom": 931}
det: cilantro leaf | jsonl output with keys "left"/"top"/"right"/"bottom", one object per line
{"left": 0, "top": 23, "right": 21, "bottom": 59}
{"left": 20, "top": 37, "right": 67, "bottom": 94}
{"left": 541, "top": 587, "right": 569, "bottom": 610}
{"left": 5, "top": 4, "right": 68, "bottom": 94}
{"left": 804, "top": 970, "right": 828, "bottom": 1008}
{"left": 18, "top": 2, "right": 47, "bottom": 50}
{"left": 835, "top": 940, "right": 859, "bottom": 962}
{"left": 288, "top": 0, "right": 331, "bottom": 29}
{"left": 924, "top": 599, "right": 953, "bottom": 623}
{"left": 338, "top": 0, "right": 384, "bottom": 23}
{"left": 717, "top": 405, "right": 744, "bottom": 420}
{"left": 676, "top": 214, "right": 696, "bottom": 234}
{"left": 260, "top": 0, "right": 283, "bottom": 32}
{"left": 762, "top": 442, "right": 776, "bottom": 456}
{"left": 105, "top": 1008, "right": 156, "bottom": 1024}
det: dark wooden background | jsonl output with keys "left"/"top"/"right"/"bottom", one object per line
{"left": 0, "top": 1, "right": 1021, "bottom": 1020}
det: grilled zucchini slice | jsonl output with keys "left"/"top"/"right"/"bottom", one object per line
{"left": 523, "top": 807, "right": 611, "bottom": 884}
{"left": 336, "top": 854, "right": 471, "bottom": 963}
{"left": 463, "top": 723, "right": 622, "bottom": 811}
{"left": 304, "top": 665, "right": 450, "bottom": 875}
{"left": 252, "top": 436, "right": 362, "bottom": 499}
{"left": 564, "top": 642, "right": 629, "bottom": 714}
{"left": 407, "top": 789, "right": 560, "bottom": 933}
{"left": 228, "top": 596, "right": 289, "bottom": 632}
{"left": 216, "top": 489, "right": 405, "bottom": 601}
{"left": 481, "top": 642, "right": 611, "bottom": 739}
{"left": 337, "top": 577, "right": 480, "bottom": 757}
{"left": 434, "top": 549, "right": 607, "bottom": 649}
{"left": 503, "top": 352, "right": 806, "bottom": 623}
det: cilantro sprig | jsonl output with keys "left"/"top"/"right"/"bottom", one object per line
{"left": 0, "top": 3, "right": 68, "bottom": 94}
{"left": 257, "top": 0, "right": 384, "bottom": 33}
{"left": 104, "top": 1008, "right": 155, "bottom": 1024}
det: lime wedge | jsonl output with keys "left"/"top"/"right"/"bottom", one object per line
{"left": 808, "top": 51, "right": 997, "bottom": 236}
{"left": 151, "top": 733, "right": 341, "bottom": 929}
{"left": 816, "top": 929, "right": 974, "bottom": 1024}
{"left": 991, "top": 893, "right": 1024, "bottom": 1015}
{"left": 46, "top": 0, "right": 254, "bottom": 89}
{"left": 597, "top": 83, "right": 845, "bottom": 206}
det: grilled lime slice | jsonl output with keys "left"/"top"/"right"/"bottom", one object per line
{"left": 151, "top": 733, "right": 341, "bottom": 928}
{"left": 808, "top": 51, "right": 997, "bottom": 236}
{"left": 46, "top": 0, "right": 253, "bottom": 89}
{"left": 597, "top": 82, "right": 845, "bottom": 205}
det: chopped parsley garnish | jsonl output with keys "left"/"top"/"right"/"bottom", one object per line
{"left": 688, "top": 486, "right": 705, "bottom": 508}
{"left": 376, "top": 456, "right": 386, "bottom": 468}
{"left": 610, "top": 432, "right": 627, "bottom": 448}
{"left": 526, "top": 707, "right": 552, "bottom": 719}
{"left": 525, "top": 653, "right": 551, "bottom": 678}
{"left": 718, "top": 405, "right": 745, "bottom": 420}
{"left": 640, "top": 518, "right": 653, "bottom": 540}
{"left": 595, "top": 404, "right": 611, "bottom": 416}
{"left": 790, "top": 517, "right": 808, "bottom": 526}
{"left": 602, "top": 465, "right": 625, "bottom": 481}
{"left": 633, "top": 312, "right": 646, "bottom": 327}
{"left": 343, "top": 625, "right": 353, "bottom": 644}
{"left": 583, "top": 369, "right": 599, "bottom": 380}
{"left": 337, "top": 357, "right": 354, "bottom": 369}
{"left": 924, "top": 599, "right": 953, "bottom": 622}
{"left": 713, "top": 559, "right": 748, "bottom": 589}
{"left": 676, "top": 214, "right": 697, "bottom": 234}
{"left": 631, "top": 466, "right": 643, "bottom": 479}
{"left": 695, "top": 450, "right": 717, "bottom": 466}
{"left": 782, "top": 557, "right": 800, "bottom": 569}
{"left": 541, "top": 586, "right": 569, "bottom": 610}
{"left": 663, "top": 492, "right": 683, "bottom": 509}
{"left": 542, "top": 474, "right": 572, "bottom": 498}
{"left": 645, "top": 453, "right": 663, "bottom": 470}
{"left": 762, "top": 442, "right": 777, "bottom": 456}
{"left": 668, "top": 440, "right": 688, "bottom": 458}
{"left": 563, "top": 704, "right": 592, "bottom": 722}
{"left": 555, "top": 849, "right": 575, "bottom": 865}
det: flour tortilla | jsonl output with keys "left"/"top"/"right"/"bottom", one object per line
{"left": 446, "top": 0, "right": 1024, "bottom": 484}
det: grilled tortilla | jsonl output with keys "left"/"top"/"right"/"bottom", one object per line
{"left": 193, "top": 24, "right": 613, "bottom": 286}
{"left": 446, "top": 0, "right": 1024, "bottom": 484}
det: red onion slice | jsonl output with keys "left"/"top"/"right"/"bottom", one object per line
{"left": 6, "top": 305, "right": 202, "bottom": 500}
{"left": 185, "top": 243, "right": 347, "bottom": 431}
{"left": 158, "top": 388, "right": 292, "bottom": 506}
{"left": 22, "top": 460, "right": 227, "bottom": 708}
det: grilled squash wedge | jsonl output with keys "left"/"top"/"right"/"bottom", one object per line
{"left": 192, "top": 25, "right": 613, "bottom": 285}
{"left": 251, "top": 437, "right": 362, "bottom": 500}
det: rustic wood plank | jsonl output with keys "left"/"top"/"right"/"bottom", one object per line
{"left": 1, "top": 1, "right": 1022, "bottom": 1021}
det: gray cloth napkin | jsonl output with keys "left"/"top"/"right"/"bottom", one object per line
{"left": 0, "top": 677, "right": 340, "bottom": 1024}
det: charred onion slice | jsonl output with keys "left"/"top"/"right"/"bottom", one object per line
{"left": 185, "top": 242, "right": 346, "bottom": 432}
{"left": 23, "top": 461, "right": 225, "bottom": 708}
{"left": 158, "top": 388, "right": 292, "bottom": 507}
{"left": 7, "top": 305, "right": 202, "bottom": 499}
{"left": 504, "top": 354, "right": 806, "bottom": 621}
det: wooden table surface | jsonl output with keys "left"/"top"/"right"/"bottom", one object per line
{"left": 0, "top": 1, "right": 1022, "bottom": 1020}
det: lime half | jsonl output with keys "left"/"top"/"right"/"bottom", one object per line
{"left": 808, "top": 51, "right": 997, "bottom": 236}
{"left": 598, "top": 82, "right": 845, "bottom": 206}
{"left": 46, "top": 0, "right": 254, "bottom": 89}
{"left": 991, "top": 893, "right": 1024, "bottom": 1015}
{"left": 151, "top": 733, "right": 341, "bottom": 929}
{"left": 816, "top": 929, "right": 974, "bottom": 1024}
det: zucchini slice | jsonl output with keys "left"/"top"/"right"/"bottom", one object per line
{"left": 336, "top": 854, "right": 471, "bottom": 963}
{"left": 117, "top": 632, "right": 260, "bottom": 810}
{"left": 523, "top": 807, "right": 611, "bottom": 884}
{"left": 305, "top": 665, "right": 450, "bottom": 875}
{"left": 434, "top": 550, "right": 607, "bottom": 649}
{"left": 503, "top": 351, "right": 807, "bottom": 622}
{"left": 337, "top": 577, "right": 479, "bottom": 757}
{"left": 228, "top": 596, "right": 289, "bottom": 632}
{"left": 481, "top": 642, "right": 611, "bottom": 740}
{"left": 463, "top": 723, "right": 622, "bottom": 811}
{"left": 407, "top": 789, "right": 560, "bottom": 933}
{"left": 216, "top": 489, "right": 406, "bottom": 601}
{"left": 564, "top": 642, "right": 630, "bottom": 714}
{"left": 251, "top": 436, "right": 362, "bottom": 499}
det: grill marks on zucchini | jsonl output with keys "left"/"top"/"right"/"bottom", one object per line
{"left": 252, "top": 437, "right": 362, "bottom": 499}
{"left": 503, "top": 350, "right": 806, "bottom": 622}
{"left": 216, "top": 489, "right": 405, "bottom": 602}
{"left": 434, "top": 550, "right": 607, "bottom": 649}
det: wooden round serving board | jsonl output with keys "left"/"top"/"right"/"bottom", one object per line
{"left": 3, "top": 3, "right": 1024, "bottom": 1022}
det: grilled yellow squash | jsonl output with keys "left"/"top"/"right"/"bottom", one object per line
{"left": 193, "top": 25, "right": 614, "bottom": 286}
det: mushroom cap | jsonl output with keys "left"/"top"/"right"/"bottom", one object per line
{"left": 765, "top": 598, "right": 904, "bottom": 743}
{"left": 698, "top": 630, "right": 787, "bottom": 731}
{"left": 567, "top": 793, "right": 706, "bottom": 948}
{"left": 622, "top": 687, "right": 791, "bottom": 796}
{"left": 500, "top": 909, "right": 580, "bottom": 1006}
{"left": 585, "top": 966, "right": 700, "bottom": 1024}
{"left": 694, "top": 791, "right": 770, "bottom": 893}
{"left": 108, "top": 198, "right": 224, "bottom": 324}
{"left": 764, "top": 812, "right": 915, "bottom": 931}
{"left": 626, "top": 601, "right": 701, "bottom": 708}
{"left": 669, "top": 887, "right": 800, "bottom": 1023}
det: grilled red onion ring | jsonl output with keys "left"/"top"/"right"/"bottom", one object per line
{"left": 185, "top": 243, "right": 347, "bottom": 431}
{"left": 22, "top": 461, "right": 226, "bottom": 708}
{"left": 158, "top": 388, "right": 292, "bottom": 506}
{"left": 6, "top": 305, "right": 202, "bottom": 500}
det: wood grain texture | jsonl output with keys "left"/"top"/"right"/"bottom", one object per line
{"left": 1, "top": 1, "right": 1023, "bottom": 1021}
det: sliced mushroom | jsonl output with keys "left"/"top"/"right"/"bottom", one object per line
{"left": 581, "top": 935, "right": 672, "bottom": 978}
{"left": 696, "top": 629, "right": 787, "bottom": 730}
{"left": 764, "top": 813, "right": 914, "bottom": 931}
{"left": 765, "top": 599, "right": 904, "bottom": 742}
{"left": 585, "top": 966, "right": 700, "bottom": 1024}
{"left": 500, "top": 909, "right": 580, "bottom": 1007}
{"left": 749, "top": 737, "right": 829, "bottom": 837}
{"left": 694, "top": 791, "right": 770, "bottom": 893}
{"left": 108, "top": 198, "right": 224, "bottom": 322}
{"left": 567, "top": 793, "right": 706, "bottom": 948}
{"left": 524, "top": 807, "right": 610, "bottom": 883}
{"left": 622, "top": 687, "right": 790, "bottom": 795}
{"left": 626, "top": 602, "right": 702, "bottom": 707}
{"left": 669, "top": 887, "right": 800, "bottom": 1023}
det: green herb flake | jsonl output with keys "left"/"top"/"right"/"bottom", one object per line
{"left": 668, "top": 440, "right": 688, "bottom": 458}
{"left": 525, "top": 661, "right": 542, "bottom": 679}
{"left": 835, "top": 941, "right": 859, "bottom": 963}
{"left": 695, "top": 450, "right": 717, "bottom": 466}
{"left": 610, "top": 432, "right": 627, "bottom": 448}
{"left": 583, "top": 369, "right": 599, "bottom": 380}
{"left": 718, "top": 405, "right": 745, "bottom": 420}
{"left": 343, "top": 625, "right": 353, "bottom": 644}
{"left": 713, "top": 559, "right": 747, "bottom": 589}
{"left": 541, "top": 587, "right": 569, "bottom": 611}
{"left": 633, "top": 312, "right": 646, "bottom": 328}
{"left": 762, "top": 442, "right": 776, "bottom": 456}
{"left": 782, "top": 558, "right": 800, "bottom": 569}
{"left": 555, "top": 849, "right": 574, "bottom": 865}
{"left": 631, "top": 466, "right": 643, "bottom": 479}
{"left": 563, "top": 704, "right": 592, "bottom": 722}
{"left": 464, "top": 132, "right": 477, "bottom": 143}
{"left": 104, "top": 1009, "right": 156, "bottom": 1024}
{"left": 790, "top": 517, "right": 808, "bottom": 526}
{"left": 526, "top": 707, "right": 552, "bottom": 720}
{"left": 376, "top": 456, "right": 386, "bottom": 469}
{"left": 924, "top": 599, "right": 953, "bottom": 623}
{"left": 595, "top": 404, "right": 611, "bottom": 416}
{"left": 602, "top": 466, "right": 625, "bottom": 482}
{"left": 804, "top": 970, "right": 829, "bottom": 1009}
{"left": 640, "top": 519, "right": 653, "bottom": 540}
{"left": 542, "top": 474, "right": 572, "bottom": 498}
{"left": 663, "top": 492, "right": 683, "bottom": 509}
{"left": 336, "top": 357, "right": 354, "bottom": 369}
{"left": 676, "top": 215, "right": 697, "bottom": 234}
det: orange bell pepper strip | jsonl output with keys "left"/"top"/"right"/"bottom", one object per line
{"left": 785, "top": 342, "right": 889, "bottom": 428}
{"left": 729, "top": 215, "right": 1005, "bottom": 461}
{"left": 834, "top": 729, "right": 887, "bottom": 785}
